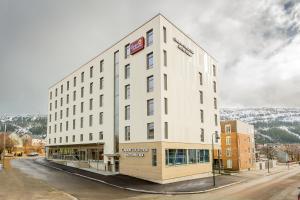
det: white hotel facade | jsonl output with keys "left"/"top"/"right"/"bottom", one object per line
{"left": 46, "top": 14, "right": 220, "bottom": 184}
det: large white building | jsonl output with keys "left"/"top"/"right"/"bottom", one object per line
{"left": 46, "top": 14, "right": 220, "bottom": 184}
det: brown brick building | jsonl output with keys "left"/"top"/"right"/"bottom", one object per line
{"left": 220, "top": 120, "right": 255, "bottom": 171}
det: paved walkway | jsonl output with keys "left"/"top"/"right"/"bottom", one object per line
{"left": 35, "top": 158, "right": 243, "bottom": 194}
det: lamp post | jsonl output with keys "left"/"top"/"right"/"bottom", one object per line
{"left": 2, "top": 124, "right": 6, "bottom": 168}
{"left": 212, "top": 132, "right": 220, "bottom": 187}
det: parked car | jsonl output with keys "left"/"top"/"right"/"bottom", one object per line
{"left": 27, "top": 152, "right": 39, "bottom": 157}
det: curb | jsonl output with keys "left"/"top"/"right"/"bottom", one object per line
{"left": 34, "top": 159, "right": 242, "bottom": 195}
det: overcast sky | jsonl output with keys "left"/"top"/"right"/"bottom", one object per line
{"left": 1, "top": 0, "right": 300, "bottom": 115}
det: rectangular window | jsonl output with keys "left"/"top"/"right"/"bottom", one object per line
{"left": 199, "top": 72, "right": 203, "bottom": 85}
{"left": 99, "top": 112, "right": 103, "bottom": 124}
{"left": 73, "top": 105, "right": 76, "bottom": 115}
{"left": 80, "top": 134, "right": 83, "bottom": 142}
{"left": 61, "top": 85, "right": 63, "bottom": 94}
{"left": 125, "top": 85, "right": 130, "bottom": 99}
{"left": 60, "top": 97, "right": 63, "bottom": 106}
{"left": 225, "top": 125, "right": 231, "bottom": 134}
{"left": 55, "top": 112, "right": 57, "bottom": 121}
{"left": 49, "top": 126, "right": 51, "bottom": 134}
{"left": 90, "top": 82, "right": 93, "bottom": 94}
{"left": 125, "top": 126, "right": 130, "bottom": 141}
{"left": 72, "top": 135, "right": 75, "bottom": 142}
{"left": 99, "top": 95, "right": 103, "bottom": 107}
{"left": 66, "top": 121, "right": 69, "bottom": 131}
{"left": 125, "top": 44, "right": 130, "bottom": 59}
{"left": 67, "top": 81, "right": 70, "bottom": 90}
{"left": 163, "top": 50, "right": 167, "bottom": 66}
{"left": 188, "top": 149, "right": 197, "bottom": 164}
{"left": 200, "top": 91, "right": 203, "bottom": 104}
{"left": 163, "top": 26, "right": 167, "bottom": 43}
{"left": 213, "top": 65, "right": 216, "bottom": 76}
{"left": 49, "top": 138, "right": 51, "bottom": 144}
{"left": 54, "top": 138, "right": 56, "bottom": 144}
{"left": 90, "top": 66, "right": 93, "bottom": 78}
{"left": 60, "top": 110, "right": 63, "bottom": 119}
{"left": 100, "top": 60, "right": 104, "bottom": 73}
{"left": 214, "top": 98, "right": 217, "bottom": 109}
{"left": 147, "top": 122, "right": 154, "bottom": 139}
{"left": 54, "top": 124, "right": 57, "bottom": 133}
{"left": 125, "top": 105, "right": 130, "bottom": 120}
{"left": 55, "top": 88, "right": 57, "bottom": 97}
{"left": 164, "top": 74, "right": 167, "bottom": 90}
{"left": 200, "top": 129, "right": 204, "bottom": 142}
{"left": 59, "top": 137, "right": 62, "bottom": 143}
{"left": 50, "top": 103, "right": 52, "bottom": 111}
{"left": 81, "top": 87, "right": 84, "bottom": 98}
{"left": 164, "top": 98, "right": 168, "bottom": 115}
{"left": 89, "top": 133, "right": 93, "bottom": 141}
{"left": 124, "top": 64, "right": 130, "bottom": 79}
{"left": 66, "top": 136, "right": 68, "bottom": 143}
{"left": 227, "top": 159, "right": 232, "bottom": 168}
{"left": 165, "top": 149, "right": 187, "bottom": 165}
{"left": 50, "top": 92, "right": 52, "bottom": 100}
{"left": 146, "top": 29, "right": 153, "bottom": 46}
{"left": 164, "top": 122, "right": 168, "bottom": 139}
{"left": 72, "top": 119, "right": 75, "bottom": 130}
{"left": 147, "top": 99, "right": 154, "bottom": 116}
{"left": 89, "top": 98, "right": 93, "bottom": 110}
{"left": 66, "top": 107, "right": 69, "bottom": 117}
{"left": 214, "top": 114, "right": 218, "bottom": 126}
{"left": 213, "top": 81, "right": 216, "bottom": 93}
{"left": 99, "top": 132, "right": 103, "bottom": 140}
{"left": 147, "top": 75, "right": 154, "bottom": 92}
{"left": 147, "top": 52, "right": 153, "bottom": 69}
{"left": 100, "top": 77, "right": 104, "bottom": 90}
{"left": 67, "top": 94, "right": 69, "bottom": 104}
{"left": 215, "top": 131, "right": 219, "bottom": 142}
{"left": 60, "top": 123, "right": 62, "bottom": 132}
{"left": 81, "top": 72, "right": 84, "bottom": 83}
{"left": 152, "top": 149, "right": 157, "bottom": 166}
{"left": 73, "top": 77, "right": 76, "bottom": 87}
{"left": 73, "top": 91, "right": 76, "bottom": 101}
{"left": 226, "top": 136, "right": 231, "bottom": 145}
{"left": 89, "top": 115, "right": 93, "bottom": 127}
{"left": 49, "top": 114, "right": 51, "bottom": 122}
{"left": 226, "top": 148, "right": 232, "bottom": 157}
{"left": 200, "top": 110, "right": 204, "bottom": 123}
{"left": 55, "top": 100, "right": 57, "bottom": 109}
{"left": 80, "top": 117, "right": 83, "bottom": 128}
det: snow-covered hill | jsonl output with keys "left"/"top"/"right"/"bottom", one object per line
{"left": 221, "top": 108, "right": 300, "bottom": 144}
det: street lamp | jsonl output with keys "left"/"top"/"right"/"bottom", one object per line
{"left": 212, "top": 132, "right": 220, "bottom": 187}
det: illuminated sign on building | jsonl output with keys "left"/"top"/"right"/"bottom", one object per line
{"left": 173, "top": 37, "right": 194, "bottom": 57}
{"left": 130, "top": 37, "right": 145, "bottom": 55}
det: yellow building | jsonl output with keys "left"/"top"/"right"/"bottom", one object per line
{"left": 220, "top": 120, "right": 255, "bottom": 171}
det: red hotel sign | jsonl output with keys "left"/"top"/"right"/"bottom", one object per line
{"left": 130, "top": 37, "right": 145, "bottom": 55}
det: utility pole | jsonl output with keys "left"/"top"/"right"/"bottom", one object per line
{"left": 3, "top": 124, "right": 6, "bottom": 168}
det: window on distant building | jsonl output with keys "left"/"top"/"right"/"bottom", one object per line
{"left": 90, "top": 82, "right": 93, "bottom": 94}
{"left": 163, "top": 26, "right": 167, "bottom": 43}
{"left": 125, "top": 64, "right": 130, "bottom": 79}
{"left": 89, "top": 98, "right": 93, "bottom": 110}
{"left": 125, "top": 85, "right": 130, "bottom": 99}
{"left": 61, "top": 85, "right": 63, "bottom": 94}
{"left": 66, "top": 136, "right": 68, "bottom": 143}
{"left": 147, "top": 52, "right": 153, "bottom": 69}
{"left": 125, "top": 105, "right": 130, "bottom": 120}
{"left": 100, "top": 77, "right": 104, "bottom": 90}
{"left": 73, "top": 105, "right": 76, "bottom": 115}
{"left": 81, "top": 87, "right": 84, "bottom": 98}
{"left": 163, "top": 50, "right": 167, "bottom": 66}
{"left": 73, "top": 91, "right": 76, "bottom": 101}
{"left": 89, "top": 133, "right": 93, "bottom": 141}
{"left": 213, "top": 81, "right": 216, "bottom": 93}
{"left": 226, "top": 136, "right": 231, "bottom": 145}
{"left": 72, "top": 135, "right": 75, "bottom": 142}
{"left": 67, "top": 94, "right": 69, "bottom": 104}
{"left": 73, "top": 77, "right": 76, "bottom": 87}
{"left": 50, "top": 92, "right": 52, "bottom": 100}
{"left": 200, "top": 91, "right": 203, "bottom": 104}
{"left": 214, "top": 114, "right": 218, "bottom": 126}
{"left": 152, "top": 149, "right": 157, "bottom": 166}
{"left": 225, "top": 125, "right": 231, "bottom": 135}
{"left": 199, "top": 72, "right": 203, "bottom": 85}
{"left": 200, "top": 110, "right": 204, "bottom": 123}
{"left": 147, "top": 122, "right": 154, "bottom": 139}
{"left": 125, "top": 44, "right": 130, "bottom": 58}
{"left": 55, "top": 88, "right": 57, "bottom": 97}
{"left": 100, "top": 60, "right": 104, "bottom": 73}
{"left": 164, "top": 122, "right": 168, "bottom": 139}
{"left": 67, "top": 81, "right": 69, "bottom": 90}
{"left": 200, "top": 128, "right": 204, "bottom": 142}
{"left": 89, "top": 115, "right": 93, "bottom": 127}
{"left": 214, "top": 98, "right": 217, "bottom": 109}
{"left": 66, "top": 108, "right": 69, "bottom": 117}
{"left": 125, "top": 126, "right": 130, "bottom": 141}
{"left": 147, "top": 75, "right": 154, "bottom": 92}
{"left": 99, "top": 95, "right": 103, "bottom": 107}
{"left": 73, "top": 119, "right": 75, "bottom": 130}
{"left": 99, "top": 112, "right": 103, "bottom": 124}
{"left": 80, "top": 117, "right": 83, "bottom": 128}
{"left": 90, "top": 66, "right": 93, "bottom": 78}
{"left": 164, "top": 74, "right": 167, "bottom": 90}
{"left": 81, "top": 72, "right": 84, "bottom": 83}
{"left": 99, "top": 132, "right": 103, "bottom": 140}
{"left": 147, "top": 99, "right": 154, "bottom": 116}
{"left": 164, "top": 98, "right": 168, "bottom": 115}
{"left": 66, "top": 121, "right": 68, "bottom": 131}
{"left": 80, "top": 134, "right": 83, "bottom": 142}
{"left": 146, "top": 29, "right": 153, "bottom": 46}
{"left": 213, "top": 65, "right": 216, "bottom": 76}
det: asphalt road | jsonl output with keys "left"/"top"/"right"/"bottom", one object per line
{"left": 1, "top": 158, "right": 300, "bottom": 200}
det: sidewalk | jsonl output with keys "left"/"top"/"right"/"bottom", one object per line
{"left": 34, "top": 158, "right": 243, "bottom": 194}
